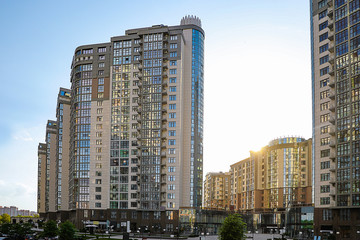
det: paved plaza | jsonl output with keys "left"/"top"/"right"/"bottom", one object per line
{"left": 99, "top": 233, "right": 285, "bottom": 240}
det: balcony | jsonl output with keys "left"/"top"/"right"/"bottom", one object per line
{"left": 161, "top": 152, "right": 166, "bottom": 157}
{"left": 329, "top": 152, "right": 336, "bottom": 160}
{"left": 329, "top": 189, "right": 336, "bottom": 197}
{"left": 327, "top": 0, "right": 333, "bottom": 7}
{"left": 162, "top": 99, "right": 167, "bottom": 104}
{"left": 162, "top": 80, "right": 168, "bottom": 87}
{"left": 329, "top": 177, "right": 336, "bottom": 185}
{"left": 138, "top": 64, "right": 143, "bottom": 70}
{"left": 329, "top": 116, "right": 336, "bottom": 124}
{"left": 163, "top": 36, "right": 169, "bottom": 43}
{"left": 329, "top": 90, "right": 335, "bottom": 99}
{"left": 328, "top": 32, "right": 334, "bottom": 41}
{"left": 162, "top": 89, "right": 168, "bottom": 95}
{"left": 329, "top": 104, "right": 335, "bottom": 112}
{"left": 162, "top": 108, "right": 167, "bottom": 113}
{"left": 329, "top": 140, "right": 336, "bottom": 148}
{"left": 328, "top": 77, "right": 335, "bottom": 87}
{"left": 328, "top": 69, "right": 335, "bottom": 76}
{"left": 328, "top": 42, "right": 335, "bottom": 52}
{"left": 329, "top": 165, "right": 336, "bottom": 172}
{"left": 328, "top": 9, "right": 334, "bottom": 19}
{"left": 163, "top": 72, "right": 168, "bottom": 78}
{"left": 329, "top": 125, "right": 336, "bottom": 135}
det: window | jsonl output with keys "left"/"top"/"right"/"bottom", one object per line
{"left": 98, "top": 62, "right": 105, "bottom": 68}
{"left": 320, "top": 55, "right": 329, "bottom": 65}
{"left": 99, "top": 55, "right": 105, "bottom": 60}
{"left": 169, "top": 121, "right": 176, "bottom": 127}
{"left": 320, "top": 125, "right": 330, "bottom": 134}
{"left": 169, "top": 95, "right": 176, "bottom": 101}
{"left": 170, "top": 60, "right": 177, "bottom": 66}
{"left": 170, "top": 35, "right": 178, "bottom": 41}
{"left": 319, "top": 44, "right": 329, "bottom": 53}
{"left": 169, "top": 130, "right": 176, "bottom": 136}
{"left": 98, "top": 70, "right": 104, "bottom": 76}
{"left": 319, "top": 21, "right": 328, "bottom": 31}
{"left": 170, "top": 86, "right": 176, "bottom": 92}
{"left": 168, "top": 167, "right": 175, "bottom": 172}
{"left": 170, "top": 52, "right": 177, "bottom": 57}
{"left": 168, "top": 148, "right": 175, "bottom": 154}
{"left": 170, "top": 43, "right": 177, "bottom": 49}
{"left": 320, "top": 32, "right": 328, "bottom": 42}
{"left": 318, "top": 0, "right": 327, "bottom": 9}
{"left": 320, "top": 113, "right": 329, "bottom": 122}
{"left": 321, "top": 149, "right": 330, "bottom": 157}
{"left": 98, "top": 86, "right": 104, "bottom": 92}
{"left": 96, "top": 187, "right": 101, "bottom": 192}
{"left": 98, "top": 78, "right": 104, "bottom": 85}
{"left": 168, "top": 139, "right": 176, "bottom": 145}
{"left": 336, "top": 42, "right": 348, "bottom": 56}
{"left": 98, "top": 47, "right": 106, "bottom": 53}
{"left": 320, "top": 66, "right": 329, "bottom": 76}
{"left": 320, "top": 90, "right": 329, "bottom": 99}
{"left": 323, "top": 209, "right": 332, "bottom": 220}
{"left": 168, "top": 175, "right": 175, "bottom": 181}
{"left": 169, "top": 113, "right": 176, "bottom": 118}
{"left": 95, "top": 202, "right": 101, "bottom": 208}
{"left": 169, "top": 104, "right": 176, "bottom": 109}
{"left": 319, "top": 10, "right": 328, "bottom": 20}
{"left": 336, "top": 29, "right": 348, "bottom": 44}
{"left": 320, "top": 79, "right": 329, "bottom": 87}
{"left": 321, "top": 161, "right": 330, "bottom": 169}
{"left": 320, "top": 197, "right": 330, "bottom": 205}
{"left": 95, "top": 195, "right": 102, "bottom": 200}
{"left": 336, "top": 17, "right": 348, "bottom": 33}
{"left": 320, "top": 173, "right": 330, "bottom": 181}
{"left": 167, "top": 193, "right": 175, "bottom": 199}
{"left": 320, "top": 102, "right": 329, "bottom": 111}
{"left": 168, "top": 157, "right": 176, "bottom": 163}
{"left": 321, "top": 137, "right": 330, "bottom": 145}
{"left": 169, "top": 69, "right": 177, "bottom": 75}
{"left": 83, "top": 48, "right": 93, "bottom": 54}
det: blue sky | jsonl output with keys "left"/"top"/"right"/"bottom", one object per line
{"left": 0, "top": 0, "right": 311, "bottom": 211}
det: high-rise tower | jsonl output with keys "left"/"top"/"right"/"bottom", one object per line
{"left": 311, "top": 1, "right": 360, "bottom": 238}
{"left": 38, "top": 16, "right": 204, "bottom": 230}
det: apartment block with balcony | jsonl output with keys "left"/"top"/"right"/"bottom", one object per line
{"left": 311, "top": 1, "right": 360, "bottom": 239}
{"left": 37, "top": 16, "right": 204, "bottom": 231}
{"left": 203, "top": 172, "right": 231, "bottom": 210}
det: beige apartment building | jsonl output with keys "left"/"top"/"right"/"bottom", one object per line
{"left": 230, "top": 137, "right": 312, "bottom": 213}
{"left": 311, "top": 1, "right": 360, "bottom": 239}
{"left": 38, "top": 16, "right": 204, "bottom": 231}
{"left": 203, "top": 172, "right": 231, "bottom": 210}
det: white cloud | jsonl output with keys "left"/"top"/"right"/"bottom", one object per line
{"left": 12, "top": 129, "right": 34, "bottom": 142}
{"left": 0, "top": 179, "right": 37, "bottom": 211}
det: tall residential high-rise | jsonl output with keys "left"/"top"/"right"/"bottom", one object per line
{"left": 311, "top": 1, "right": 360, "bottom": 239}
{"left": 37, "top": 16, "right": 204, "bottom": 230}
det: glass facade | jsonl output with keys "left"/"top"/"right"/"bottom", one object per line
{"left": 70, "top": 62, "right": 93, "bottom": 209}
{"left": 190, "top": 29, "right": 204, "bottom": 207}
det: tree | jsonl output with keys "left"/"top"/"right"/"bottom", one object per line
{"left": 0, "top": 223, "right": 32, "bottom": 240}
{"left": 0, "top": 213, "right": 11, "bottom": 224}
{"left": 219, "top": 214, "right": 247, "bottom": 240}
{"left": 42, "top": 220, "right": 59, "bottom": 238}
{"left": 59, "top": 221, "right": 76, "bottom": 240}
